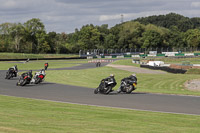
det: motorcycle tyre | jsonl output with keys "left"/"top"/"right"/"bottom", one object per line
{"left": 19, "top": 79, "right": 27, "bottom": 86}
{"left": 105, "top": 86, "right": 112, "bottom": 95}
{"left": 6, "top": 73, "right": 12, "bottom": 79}
{"left": 94, "top": 87, "right": 99, "bottom": 94}
{"left": 34, "top": 76, "right": 41, "bottom": 84}
{"left": 126, "top": 85, "right": 134, "bottom": 94}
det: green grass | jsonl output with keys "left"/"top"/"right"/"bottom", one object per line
{"left": 0, "top": 52, "right": 79, "bottom": 59}
{"left": 0, "top": 95, "right": 200, "bottom": 133}
{"left": 186, "top": 68, "right": 200, "bottom": 74}
{"left": 1, "top": 59, "right": 200, "bottom": 95}
{"left": 45, "top": 66, "right": 200, "bottom": 96}
{"left": 0, "top": 60, "right": 89, "bottom": 70}
{"left": 1, "top": 59, "right": 200, "bottom": 132}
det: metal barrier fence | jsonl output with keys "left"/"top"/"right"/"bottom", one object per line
{"left": 79, "top": 48, "right": 200, "bottom": 56}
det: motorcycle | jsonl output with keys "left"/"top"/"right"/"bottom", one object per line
{"left": 32, "top": 69, "right": 46, "bottom": 84}
{"left": 94, "top": 79, "right": 116, "bottom": 94}
{"left": 118, "top": 79, "right": 137, "bottom": 94}
{"left": 16, "top": 73, "right": 32, "bottom": 86}
{"left": 5, "top": 68, "right": 17, "bottom": 79}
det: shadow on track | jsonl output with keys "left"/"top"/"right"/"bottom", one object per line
{"left": 96, "top": 92, "right": 148, "bottom": 95}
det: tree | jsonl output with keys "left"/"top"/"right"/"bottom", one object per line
{"left": 10, "top": 23, "right": 25, "bottom": 52}
{"left": 0, "top": 23, "right": 13, "bottom": 52}
{"left": 24, "top": 18, "right": 46, "bottom": 53}
{"left": 78, "top": 24, "right": 100, "bottom": 49}
{"left": 37, "top": 41, "right": 50, "bottom": 53}
{"left": 104, "top": 33, "right": 116, "bottom": 49}
{"left": 184, "top": 29, "right": 200, "bottom": 48}
{"left": 46, "top": 32, "right": 57, "bottom": 53}
{"left": 167, "top": 26, "right": 185, "bottom": 48}
{"left": 141, "top": 30, "right": 162, "bottom": 48}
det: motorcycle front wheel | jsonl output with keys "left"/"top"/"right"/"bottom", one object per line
{"left": 6, "top": 73, "right": 12, "bottom": 79}
{"left": 94, "top": 87, "right": 99, "bottom": 94}
{"left": 105, "top": 86, "right": 112, "bottom": 94}
{"left": 34, "top": 76, "right": 41, "bottom": 84}
{"left": 19, "top": 78, "right": 27, "bottom": 86}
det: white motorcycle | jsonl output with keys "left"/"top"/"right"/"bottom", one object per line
{"left": 32, "top": 69, "right": 46, "bottom": 84}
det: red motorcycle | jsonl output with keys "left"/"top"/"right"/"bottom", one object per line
{"left": 16, "top": 72, "right": 32, "bottom": 86}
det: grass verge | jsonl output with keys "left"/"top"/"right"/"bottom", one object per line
{"left": 45, "top": 66, "right": 200, "bottom": 96}
{"left": 186, "top": 68, "right": 200, "bottom": 74}
{"left": 0, "top": 95, "right": 200, "bottom": 133}
{"left": 0, "top": 60, "right": 89, "bottom": 70}
{"left": 0, "top": 52, "right": 78, "bottom": 59}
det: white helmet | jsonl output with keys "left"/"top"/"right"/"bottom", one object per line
{"left": 131, "top": 74, "right": 136, "bottom": 77}
{"left": 110, "top": 74, "right": 114, "bottom": 77}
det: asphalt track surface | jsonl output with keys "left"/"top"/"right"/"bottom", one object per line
{"left": 0, "top": 62, "right": 200, "bottom": 115}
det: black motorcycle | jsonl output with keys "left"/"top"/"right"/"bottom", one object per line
{"left": 5, "top": 68, "right": 17, "bottom": 79}
{"left": 16, "top": 73, "right": 32, "bottom": 86}
{"left": 118, "top": 79, "right": 137, "bottom": 94}
{"left": 94, "top": 79, "right": 116, "bottom": 94}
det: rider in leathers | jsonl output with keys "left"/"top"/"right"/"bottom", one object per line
{"left": 104, "top": 74, "right": 117, "bottom": 91}
{"left": 117, "top": 74, "right": 137, "bottom": 93}
{"left": 10, "top": 65, "right": 18, "bottom": 77}
{"left": 21, "top": 70, "right": 33, "bottom": 79}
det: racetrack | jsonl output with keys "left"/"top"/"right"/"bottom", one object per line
{"left": 0, "top": 62, "right": 200, "bottom": 115}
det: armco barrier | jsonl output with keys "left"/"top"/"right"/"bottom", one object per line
{"left": 156, "top": 54, "right": 165, "bottom": 57}
{"left": 194, "top": 53, "right": 200, "bottom": 56}
{"left": 140, "top": 65, "right": 187, "bottom": 74}
{"left": 92, "top": 53, "right": 199, "bottom": 59}
{"left": 175, "top": 53, "right": 185, "bottom": 56}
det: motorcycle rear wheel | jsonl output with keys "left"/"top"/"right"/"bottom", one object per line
{"left": 125, "top": 85, "right": 134, "bottom": 94}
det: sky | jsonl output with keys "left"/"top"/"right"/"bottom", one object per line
{"left": 0, "top": 0, "right": 200, "bottom": 33}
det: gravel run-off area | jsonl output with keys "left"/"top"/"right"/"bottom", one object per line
{"left": 184, "top": 79, "right": 200, "bottom": 91}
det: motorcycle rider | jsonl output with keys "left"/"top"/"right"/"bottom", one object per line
{"left": 21, "top": 70, "right": 33, "bottom": 79}
{"left": 104, "top": 74, "right": 117, "bottom": 90}
{"left": 117, "top": 74, "right": 137, "bottom": 93}
{"left": 44, "top": 62, "right": 49, "bottom": 70}
{"left": 10, "top": 65, "right": 18, "bottom": 77}
{"left": 31, "top": 69, "right": 46, "bottom": 84}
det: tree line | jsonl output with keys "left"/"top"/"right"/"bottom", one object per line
{"left": 1, "top": 13, "right": 200, "bottom": 54}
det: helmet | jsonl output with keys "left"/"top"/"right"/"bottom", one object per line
{"left": 29, "top": 70, "right": 32, "bottom": 73}
{"left": 131, "top": 74, "right": 136, "bottom": 77}
{"left": 15, "top": 65, "right": 17, "bottom": 67}
{"left": 110, "top": 74, "right": 114, "bottom": 77}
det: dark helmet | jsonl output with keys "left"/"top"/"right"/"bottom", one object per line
{"left": 14, "top": 65, "right": 17, "bottom": 67}
{"left": 29, "top": 70, "right": 32, "bottom": 73}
